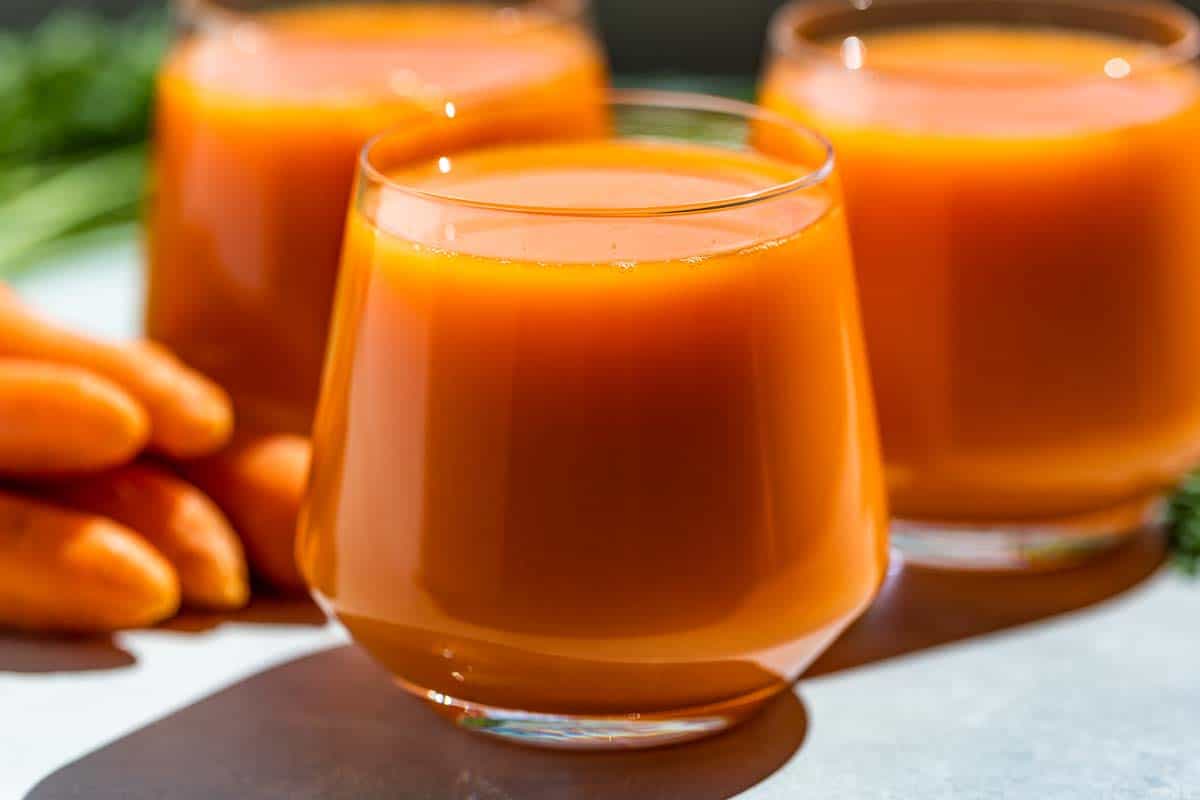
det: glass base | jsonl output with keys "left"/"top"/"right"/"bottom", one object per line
{"left": 892, "top": 493, "right": 1166, "bottom": 572}
{"left": 397, "top": 677, "right": 781, "bottom": 750}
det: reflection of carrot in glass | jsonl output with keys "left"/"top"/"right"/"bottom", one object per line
{"left": 0, "top": 361, "right": 149, "bottom": 476}
{"left": 0, "top": 491, "right": 180, "bottom": 633}
{"left": 51, "top": 464, "right": 250, "bottom": 612}
{"left": 183, "top": 435, "right": 311, "bottom": 594}
{"left": 0, "top": 295, "right": 233, "bottom": 459}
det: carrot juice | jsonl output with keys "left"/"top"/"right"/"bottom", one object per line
{"left": 761, "top": 0, "right": 1200, "bottom": 568}
{"left": 147, "top": 1, "right": 606, "bottom": 433}
{"left": 297, "top": 96, "right": 888, "bottom": 748}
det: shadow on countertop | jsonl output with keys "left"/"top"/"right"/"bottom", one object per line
{"left": 0, "top": 634, "right": 136, "bottom": 674}
{"left": 161, "top": 593, "right": 327, "bottom": 635}
{"left": 810, "top": 525, "right": 1166, "bottom": 678}
{"left": 25, "top": 527, "right": 1166, "bottom": 799}
{"left": 0, "top": 594, "right": 326, "bottom": 674}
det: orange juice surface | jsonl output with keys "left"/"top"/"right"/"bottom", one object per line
{"left": 762, "top": 27, "right": 1200, "bottom": 521}
{"left": 297, "top": 140, "right": 888, "bottom": 715}
{"left": 147, "top": 4, "right": 606, "bottom": 433}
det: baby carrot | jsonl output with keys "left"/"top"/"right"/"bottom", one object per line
{"left": 0, "top": 360, "right": 149, "bottom": 476}
{"left": 51, "top": 464, "right": 250, "bottom": 611}
{"left": 0, "top": 297, "right": 233, "bottom": 459}
{"left": 0, "top": 490, "right": 180, "bottom": 633}
{"left": 182, "top": 434, "right": 311, "bottom": 593}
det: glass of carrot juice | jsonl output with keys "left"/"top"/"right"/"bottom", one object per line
{"left": 296, "top": 92, "right": 889, "bottom": 749}
{"left": 147, "top": 0, "right": 607, "bottom": 434}
{"left": 760, "top": 0, "right": 1200, "bottom": 571}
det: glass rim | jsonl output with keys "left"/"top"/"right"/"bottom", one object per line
{"left": 174, "top": 0, "right": 590, "bottom": 35}
{"left": 768, "top": 0, "right": 1200, "bottom": 82}
{"left": 358, "top": 89, "right": 837, "bottom": 219}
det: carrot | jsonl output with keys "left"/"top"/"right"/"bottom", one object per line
{"left": 0, "top": 360, "right": 149, "bottom": 476}
{"left": 182, "top": 434, "right": 311, "bottom": 593}
{"left": 50, "top": 464, "right": 250, "bottom": 611}
{"left": 0, "top": 490, "right": 180, "bottom": 633}
{"left": 0, "top": 297, "right": 233, "bottom": 458}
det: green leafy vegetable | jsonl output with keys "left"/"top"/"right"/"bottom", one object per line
{"left": 0, "top": 10, "right": 165, "bottom": 162}
{"left": 0, "top": 10, "right": 165, "bottom": 275}
{"left": 1168, "top": 474, "right": 1200, "bottom": 575}
{"left": 0, "top": 144, "right": 146, "bottom": 271}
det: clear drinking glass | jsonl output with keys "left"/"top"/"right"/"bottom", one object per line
{"left": 146, "top": 0, "right": 606, "bottom": 434}
{"left": 297, "top": 92, "right": 889, "bottom": 749}
{"left": 761, "top": 0, "right": 1200, "bottom": 570}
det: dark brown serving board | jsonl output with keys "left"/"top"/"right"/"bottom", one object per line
{"left": 27, "top": 529, "right": 1164, "bottom": 800}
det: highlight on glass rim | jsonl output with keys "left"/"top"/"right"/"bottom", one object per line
{"left": 1, "top": 0, "right": 1198, "bottom": 796}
